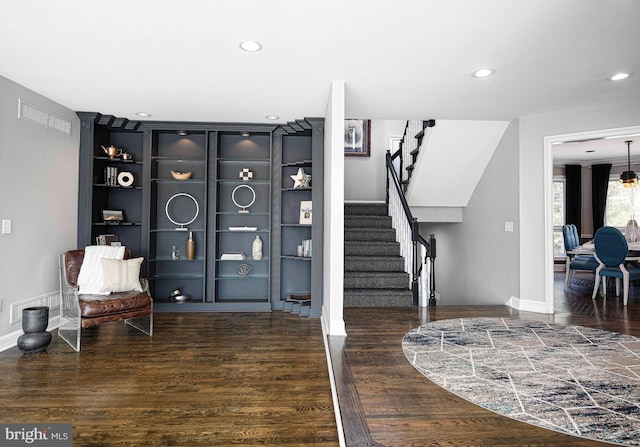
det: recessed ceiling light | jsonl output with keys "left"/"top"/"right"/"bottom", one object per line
{"left": 471, "top": 68, "right": 495, "bottom": 78}
{"left": 135, "top": 112, "right": 151, "bottom": 117}
{"left": 177, "top": 130, "right": 188, "bottom": 136}
{"left": 609, "top": 72, "right": 632, "bottom": 81}
{"left": 240, "top": 41, "right": 262, "bottom": 52}
{"left": 240, "top": 132, "right": 251, "bottom": 137}
{"left": 265, "top": 115, "right": 279, "bottom": 120}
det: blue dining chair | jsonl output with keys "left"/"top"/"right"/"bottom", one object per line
{"left": 562, "top": 224, "right": 598, "bottom": 286}
{"left": 591, "top": 226, "right": 640, "bottom": 305}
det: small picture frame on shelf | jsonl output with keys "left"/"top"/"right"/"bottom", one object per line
{"left": 344, "top": 119, "right": 371, "bottom": 156}
{"left": 102, "top": 209, "right": 124, "bottom": 223}
{"left": 299, "top": 201, "right": 312, "bottom": 225}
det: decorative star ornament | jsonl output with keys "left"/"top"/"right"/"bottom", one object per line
{"left": 291, "top": 168, "right": 311, "bottom": 189}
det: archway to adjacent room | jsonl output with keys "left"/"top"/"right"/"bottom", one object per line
{"left": 544, "top": 124, "right": 640, "bottom": 314}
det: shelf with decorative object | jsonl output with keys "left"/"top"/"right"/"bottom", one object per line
{"left": 147, "top": 129, "right": 207, "bottom": 307}
{"left": 209, "top": 131, "right": 272, "bottom": 308}
{"left": 78, "top": 115, "right": 320, "bottom": 312}
{"left": 77, "top": 112, "right": 146, "bottom": 257}
{"left": 271, "top": 119, "right": 324, "bottom": 318}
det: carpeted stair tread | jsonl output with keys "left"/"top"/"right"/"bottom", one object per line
{"left": 344, "top": 215, "right": 392, "bottom": 229}
{"left": 344, "top": 271, "right": 410, "bottom": 289}
{"left": 344, "top": 256, "right": 405, "bottom": 272}
{"left": 343, "top": 289, "right": 413, "bottom": 307}
{"left": 344, "top": 242, "right": 400, "bottom": 256}
{"left": 345, "top": 228, "right": 396, "bottom": 242}
{"left": 344, "top": 203, "right": 388, "bottom": 216}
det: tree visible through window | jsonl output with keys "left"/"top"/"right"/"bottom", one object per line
{"left": 606, "top": 180, "right": 640, "bottom": 228}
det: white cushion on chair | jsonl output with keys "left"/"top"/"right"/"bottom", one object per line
{"left": 77, "top": 246, "right": 125, "bottom": 294}
{"left": 98, "top": 257, "right": 144, "bottom": 294}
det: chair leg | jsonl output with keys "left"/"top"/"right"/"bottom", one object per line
{"left": 615, "top": 278, "right": 621, "bottom": 296}
{"left": 623, "top": 272, "right": 629, "bottom": 306}
{"left": 565, "top": 260, "right": 571, "bottom": 286}
{"left": 125, "top": 313, "right": 153, "bottom": 336}
{"left": 592, "top": 274, "right": 601, "bottom": 299}
{"left": 567, "top": 269, "right": 575, "bottom": 285}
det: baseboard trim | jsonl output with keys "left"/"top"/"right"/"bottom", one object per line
{"left": 0, "top": 318, "right": 60, "bottom": 353}
{"left": 505, "top": 296, "right": 551, "bottom": 314}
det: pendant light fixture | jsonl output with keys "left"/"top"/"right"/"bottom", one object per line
{"left": 620, "top": 140, "right": 637, "bottom": 188}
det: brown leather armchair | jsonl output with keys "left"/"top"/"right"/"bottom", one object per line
{"left": 58, "top": 249, "right": 153, "bottom": 351}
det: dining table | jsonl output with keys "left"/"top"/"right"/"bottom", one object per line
{"left": 576, "top": 240, "right": 640, "bottom": 260}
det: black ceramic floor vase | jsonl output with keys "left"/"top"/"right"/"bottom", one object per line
{"left": 17, "top": 306, "right": 52, "bottom": 354}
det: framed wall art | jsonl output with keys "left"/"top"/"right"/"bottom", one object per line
{"left": 344, "top": 119, "right": 371, "bottom": 156}
{"left": 101, "top": 209, "right": 124, "bottom": 223}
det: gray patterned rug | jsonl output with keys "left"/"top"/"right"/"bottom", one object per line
{"left": 402, "top": 318, "right": 640, "bottom": 446}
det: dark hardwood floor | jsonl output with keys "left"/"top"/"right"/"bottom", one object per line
{"left": 1, "top": 271, "right": 639, "bottom": 446}
{"left": 331, "top": 272, "right": 640, "bottom": 447}
{"left": 0, "top": 312, "right": 339, "bottom": 447}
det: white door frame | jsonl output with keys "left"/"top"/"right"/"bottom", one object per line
{"left": 544, "top": 125, "right": 640, "bottom": 314}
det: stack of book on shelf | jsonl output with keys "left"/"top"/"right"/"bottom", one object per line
{"left": 104, "top": 166, "right": 119, "bottom": 186}
{"left": 96, "top": 234, "right": 119, "bottom": 246}
{"left": 286, "top": 292, "right": 311, "bottom": 303}
{"left": 301, "top": 239, "right": 312, "bottom": 257}
{"left": 220, "top": 253, "right": 245, "bottom": 260}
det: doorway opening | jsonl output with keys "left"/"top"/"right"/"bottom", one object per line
{"left": 544, "top": 125, "right": 640, "bottom": 314}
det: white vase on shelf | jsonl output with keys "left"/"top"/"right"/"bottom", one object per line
{"left": 252, "top": 235, "right": 263, "bottom": 260}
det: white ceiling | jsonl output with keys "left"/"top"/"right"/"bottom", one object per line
{"left": 553, "top": 134, "right": 640, "bottom": 166}
{"left": 1, "top": 0, "right": 639, "bottom": 130}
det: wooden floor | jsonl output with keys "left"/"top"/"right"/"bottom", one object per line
{"left": 330, "top": 272, "right": 640, "bottom": 447}
{"left": 0, "top": 312, "right": 338, "bottom": 446}
{"left": 2, "top": 272, "right": 640, "bottom": 446}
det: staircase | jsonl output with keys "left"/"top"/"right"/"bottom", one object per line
{"left": 398, "top": 119, "right": 435, "bottom": 192}
{"left": 344, "top": 203, "right": 413, "bottom": 307}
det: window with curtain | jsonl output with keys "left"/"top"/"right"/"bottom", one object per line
{"left": 553, "top": 178, "right": 565, "bottom": 255}
{"left": 605, "top": 179, "right": 640, "bottom": 228}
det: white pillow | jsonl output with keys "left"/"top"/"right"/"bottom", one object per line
{"left": 77, "top": 246, "right": 125, "bottom": 294}
{"left": 98, "top": 257, "right": 144, "bottom": 294}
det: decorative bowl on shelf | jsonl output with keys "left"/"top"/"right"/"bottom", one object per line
{"left": 169, "top": 289, "right": 190, "bottom": 302}
{"left": 170, "top": 170, "right": 193, "bottom": 180}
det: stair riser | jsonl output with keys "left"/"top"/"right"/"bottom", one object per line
{"left": 344, "top": 229, "right": 396, "bottom": 242}
{"left": 344, "top": 216, "right": 392, "bottom": 229}
{"left": 344, "top": 259, "right": 405, "bottom": 272}
{"left": 344, "top": 275, "right": 409, "bottom": 289}
{"left": 344, "top": 244, "right": 400, "bottom": 256}
{"left": 343, "top": 293, "right": 414, "bottom": 307}
{"left": 344, "top": 204, "right": 388, "bottom": 216}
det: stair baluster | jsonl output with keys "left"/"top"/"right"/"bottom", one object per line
{"left": 386, "top": 149, "right": 437, "bottom": 307}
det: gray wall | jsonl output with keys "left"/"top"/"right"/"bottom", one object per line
{"left": 344, "top": 119, "right": 405, "bottom": 202}
{"left": 519, "top": 100, "right": 640, "bottom": 308}
{"left": 420, "top": 120, "right": 520, "bottom": 305}
{"left": 0, "top": 75, "right": 79, "bottom": 343}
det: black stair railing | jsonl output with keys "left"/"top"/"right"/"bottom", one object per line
{"left": 386, "top": 150, "right": 437, "bottom": 307}
{"left": 390, "top": 119, "right": 435, "bottom": 192}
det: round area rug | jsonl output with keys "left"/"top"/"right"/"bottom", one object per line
{"left": 402, "top": 318, "right": 640, "bottom": 446}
